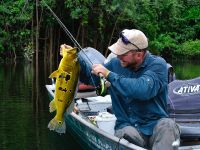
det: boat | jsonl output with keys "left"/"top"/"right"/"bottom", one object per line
{"left": 45, "top": 77, "right": 200, "bottom": 150}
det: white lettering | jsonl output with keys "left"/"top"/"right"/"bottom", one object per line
{"left": 85, "top": 130, "right": 112, "bottom": 150}
{"left": 183, "top": 86, "right": 188, "bottom": 93}
{"left": 178, "top": 87, "right": 183, "bottom": 94}
{"left": 175, "top": 84, "right": 200, "bottom": 95}
{"left": 197, "top": 85, "right": 200, "bottom": 92}
{"left": 190, "top": 85, "right": 196, "bottom": 92}
{"left": 194, "top": 85, "right": 199, "bottom": 92}
{"left": 187, "top": 86, "right": 190, "bottom": 93}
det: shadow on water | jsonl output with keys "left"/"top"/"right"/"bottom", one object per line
{"left": 0, "top": 62, "right": 82, "bottom": 150}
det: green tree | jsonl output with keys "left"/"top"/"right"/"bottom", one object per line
{"left": 0, "top": 0, "right": 33, "bottom": 60}
{"left": 0, "top": 0, "right": 200, "bottom": 62}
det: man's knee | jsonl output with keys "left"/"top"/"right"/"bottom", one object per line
{"left": 155, "top": 118, "right": 180, "bottom": 136}
{"left": 150, "top": 118, "right": 181, "bottom": 150}
{"left": 115, "top": 126, "right": 145, "bottom": 147}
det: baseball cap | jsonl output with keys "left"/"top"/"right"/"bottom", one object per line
{"left": 108, "top": 29, "right": 148, "bottom": 55}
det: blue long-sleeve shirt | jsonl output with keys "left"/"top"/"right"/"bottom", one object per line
{"left": 78, "top": 49, "right": 169, "bottom": 136}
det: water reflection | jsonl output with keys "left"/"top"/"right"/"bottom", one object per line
{"left": 172, "top": 60, "right": 200, "bottom": 79}
{"left": 0, "top": 62, "right": 82, "bottom": 150}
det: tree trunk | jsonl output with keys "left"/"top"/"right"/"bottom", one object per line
{"left": 49, "top": 26, "right": 54, "bottom": 73}
{"left": 35, "top": 0, "right": 39, "bottom": 113}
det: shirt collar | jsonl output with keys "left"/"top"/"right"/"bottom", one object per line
{"left": 137, "top": 51, "right": 150, "bottom": 69}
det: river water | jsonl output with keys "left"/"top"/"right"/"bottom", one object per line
{"left": 0, "top": 62, "right": 82, "bottom": 150}
{"left": 0, "top": 60, "right": 200, "bottom": 150}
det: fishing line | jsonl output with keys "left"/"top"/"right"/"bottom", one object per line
{"left": 41, "top": 0, "right": 94, "bottom": 65}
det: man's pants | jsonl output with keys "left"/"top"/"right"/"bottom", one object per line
{"left": 115, "top": 118, "right": 180, "bottom": 150}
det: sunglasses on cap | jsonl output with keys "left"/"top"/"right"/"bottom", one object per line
{"left": 119, "top": 32, "right": 141, "bottom": 51}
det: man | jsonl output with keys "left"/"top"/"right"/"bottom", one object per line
{"left": 61, "top": 29, "right": 180, "bottom": 149}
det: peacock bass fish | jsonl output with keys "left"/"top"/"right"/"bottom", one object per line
{"left": 48, "top": 46, "right": 80, "bottom": 134}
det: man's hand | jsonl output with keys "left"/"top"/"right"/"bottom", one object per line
{"left": 60, "top": 44, "right": 73, "bottom": 56}
{"left": 92, "top": 64, "right": 110, "bottom": 78}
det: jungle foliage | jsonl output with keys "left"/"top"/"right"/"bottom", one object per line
{"left": 0, "top": 0, "right": 200, "bottom": 62}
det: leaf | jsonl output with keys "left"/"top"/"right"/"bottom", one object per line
{"left": 0, "top": 5, "right": 11, "bottom": 14}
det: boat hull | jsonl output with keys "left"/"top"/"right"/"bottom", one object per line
{"left": 65, "top": 112, "right": 145, "bottom": 150}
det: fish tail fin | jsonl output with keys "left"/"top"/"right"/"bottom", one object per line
{"left": 48, "top": 118, "right": 66, "bottom": 134}
{"left": 49, "top": 100, "right": 56, "bottom": 113}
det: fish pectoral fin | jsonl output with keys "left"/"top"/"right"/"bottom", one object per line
{"left": 49, "top": 70, "right": 60, "bottom": 78}
{"left": 49, "top": 99, "right": 56, "bottom": 113}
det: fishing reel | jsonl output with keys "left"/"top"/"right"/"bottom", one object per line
{"left": 96, "top": 76, "right": 111, "bottom": 96}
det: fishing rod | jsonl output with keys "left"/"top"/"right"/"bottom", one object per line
{"left": 41, "top": 1, "right": 81, "bottom": 50}
{"left": 41, "top": 0, "right": 108, "bottom": 96}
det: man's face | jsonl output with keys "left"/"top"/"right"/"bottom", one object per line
{"left": 117, "top": 50, "right": 138, "bottom": 68}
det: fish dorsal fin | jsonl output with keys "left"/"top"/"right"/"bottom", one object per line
{"left": 49, "top": 70, "right": 60, "bottom": 78}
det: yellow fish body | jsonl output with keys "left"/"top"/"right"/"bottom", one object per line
{"left": 48, "top": 47, "right": 80, "bottom": 134}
